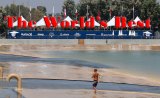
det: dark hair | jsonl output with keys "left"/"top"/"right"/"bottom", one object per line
{"left": 94, "top": 69, "right": 97, "bottom": 72}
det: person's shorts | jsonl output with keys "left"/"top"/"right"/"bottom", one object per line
{"left": 93, "top": 81, "right": 98, "bottom": 87}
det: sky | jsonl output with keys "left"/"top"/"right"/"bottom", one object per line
{"left": 0, "top": 0, "right": 160, "bottom": 14}
{"left": 0, "top": 0, "right": 79, "bottom": 14}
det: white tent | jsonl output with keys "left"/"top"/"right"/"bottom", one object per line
{"left": 65, "top": 16, "right": 80, "bottom": 27}
{"left": 63, "top": 16, "right": 73, "bottom": 22}
{"left": 134, "top": 16, "right": 145, "bottom": 26}
{"left": 86, "top": 18, "right": 100, "bottom": 27}
{"left": 134, "top": 16, "right": 141, "bottom": 23}
{"left": 58, "top": 16, "right": 77, "bottom": 27}
{"left": 107, "top": 16, "right": 136, "bottom": 27}
{"left": 58, "top": 16, "right": 100, "bottom": 28}
{"left": 36, "top": 16, "right": 47, "bottom": 27}
{"left": 108, "top": 16, "right": 115, "bottom": 26}
{"left": 13, "top": 16, "right": 28, "bottom": 27}
{"left": 75, "top": 24, "right": 80, "bottom": 27}
{"left": 58, "top": 23, "right": 80, "bottom": 27}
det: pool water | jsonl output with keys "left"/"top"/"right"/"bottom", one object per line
{"left": 34, "top": 51, "right": 160, "bottom": 80}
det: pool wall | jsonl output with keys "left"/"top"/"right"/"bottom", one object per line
{"left": 0, "top": 39, "right": 160, "bottom": 45}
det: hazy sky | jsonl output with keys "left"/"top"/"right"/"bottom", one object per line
{"left": 0, "top": 0, "right": 79, "bottom": 14}
{"left": 0, "top": 0, "right": 160, "bottom": 14}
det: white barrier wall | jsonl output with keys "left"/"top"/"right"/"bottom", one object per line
{"left": 85, "top": 39, "right": 160, "bottom": 45}
{"left": 0, "top": 39, "right": 160, "bottom": 45}
{"left": 0, "top": 39, "right": 78, "bottom": 45}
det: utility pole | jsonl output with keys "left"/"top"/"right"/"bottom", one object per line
{"left": 133, "top": 5, "right": 135, "bottom": 20}
{"left": 18, "top": 5, "right": 21, "bottom": 16}
{"left": 52, "top": 3, "right": 54, "bottom": 17}
{"left": 99, "top": 0, "right": 102, "bottom": 16}
{"left": 109, "top": 0, "right": 112, "bottom": 20}
{"left": 86, "top": 5, "right": 89, "bottom": 20}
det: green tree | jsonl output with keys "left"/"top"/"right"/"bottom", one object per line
{"left": 19, "top": 5, "right": 30, "bottom": 20}
{"left": 139, "top": 0, "right": 160, "bottom": 30}
{"left": 78, "top": 0, "right": 110, "bottom": 20}
{"left": 77, "top": 1, "right": 97, "bottom": 19}
{"left": 4, "top": 4, "right": 46, "bottom": 21}
{"left": 37, "top": 6, "right": 47, "bottom": 15}
{"left": 107, "top": 0, "right": 160, "bottom": 29}
{"left": 31, "top": 8, "right": 45, "bottom": 22}
{"left": 98, "top": 0, "right": 110, "bottom": 20}
{"left": 61, "top": 0, "right": 76, "bottom": 19}
{"left": 0, "top": 7, "right": 7, "bottom": 38}
{"left": 0, "top": 7, "right": 6, "bottom": 22}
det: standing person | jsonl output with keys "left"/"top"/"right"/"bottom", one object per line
{"left": 92, "top": 69, "right": 100, "bottom": 93}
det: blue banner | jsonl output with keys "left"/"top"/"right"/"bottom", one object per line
{"left": 7, "top": 30, "right": 153, "bottom": 39}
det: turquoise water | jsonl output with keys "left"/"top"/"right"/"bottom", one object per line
{"left": 1, "top": 79, "right": 160, "bottom": 94}
{"left": 36, "top": 51, "right": 160, "bottom": 80}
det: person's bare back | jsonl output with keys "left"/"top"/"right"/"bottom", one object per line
{"left": 92, "top": 72, "right": 99, "bottom": 81}
{"left": 92, "top": 69, "right": 100, "bottom": 93}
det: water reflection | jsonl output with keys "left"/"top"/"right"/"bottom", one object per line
{"left": 17, "top": 90, "right": 22, "bottom": 98}
{"left": 6, "top": 90, "right": 22, "bottom": 98}
{"left": 0, "top": 67, "right": 3, "bottom": 79}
